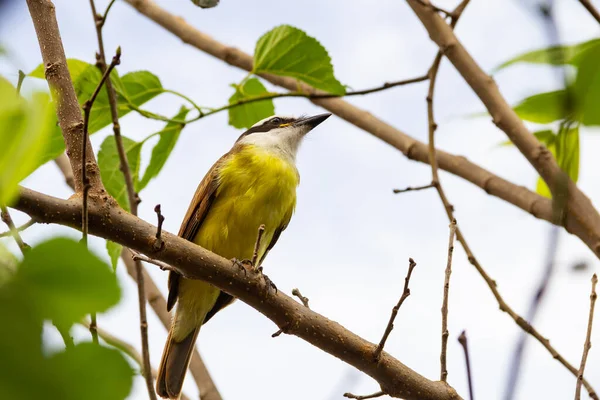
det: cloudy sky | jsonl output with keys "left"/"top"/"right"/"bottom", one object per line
{"left": 2, "top": 0, "right": 600, "bottom": 399}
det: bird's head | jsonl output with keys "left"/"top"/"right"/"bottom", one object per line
{"left": 236, "top": 113, "right": 331, "bottom": 160}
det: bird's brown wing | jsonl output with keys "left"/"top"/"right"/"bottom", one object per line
{"left": 166, "top": 153, "right": 228, "bottom": 312}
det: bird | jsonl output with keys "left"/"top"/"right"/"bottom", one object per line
{"left": 156, "top": 113, "right": 332, "bottom": 399}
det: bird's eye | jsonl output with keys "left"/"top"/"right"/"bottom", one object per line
{"left": 270, "top": 117, "right": 282, "bottom": 125}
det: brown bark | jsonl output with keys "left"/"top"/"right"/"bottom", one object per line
{"left": 14, "top": 186, "right": 461, "bottom": 400}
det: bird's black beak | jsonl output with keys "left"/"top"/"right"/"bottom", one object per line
{"left": 295, "top": 113, "right": 332, "bottom": 130}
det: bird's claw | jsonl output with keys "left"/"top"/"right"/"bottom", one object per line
{"left": 258, "top": 266, "right": 278, "bottom": 293}
{"left": 232, "top": 258, "right": 253, "bottom": 275}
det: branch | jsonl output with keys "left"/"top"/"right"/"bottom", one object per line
{"left": 440, "top": 221, "right": 456, "bottom": 382}
{"left": 373, "top": 258, "right": 417, "bottom": 361}
{"left": 416, "top": 2, "right": 597, "bottom": 398}
{"left": 406, "top": 0, "right": 600, "bottom": 259}
{"left": 0, "top": 207, "right": 30, "bottom": 253}
{"left": 121, "top": 0, "right": 576, "bottom": 256}
{"left": 25, "top": 0, "right": 105, "bottom": 194}
{"left": 344, "top": 391, "right": 385, "bottom": 400}
{"left": 457, "top": 331, "right": 474, "bottom": 400}
{"left": 578, "top": 0, "right": 600, "bottom": 24}
{"left": 393, "top": 183, "right": 435, "bottom": 194}
{"left": 575, "top": 274, "right": 598, "bottom": 400}
{"left": 13, "top": 187, "right": 462, "bottom": 400}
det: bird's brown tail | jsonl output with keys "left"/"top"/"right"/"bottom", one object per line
{"left": 156, "top": 325, "right": 201, "bottom": 399}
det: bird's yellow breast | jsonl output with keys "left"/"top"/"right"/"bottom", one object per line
{"left": 195, "top": 144, "right": 299, "bottom": 260}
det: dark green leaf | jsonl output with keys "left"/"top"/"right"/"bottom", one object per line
{"left": 48, "top": 343, "right": 133, "bottom": 400}
{"left": 13, "top": 237, "right": 120, "bottom": 328}
{"left": 106, "top": 241, "right": 122, "bottom": 272}
{"left": 494, "top": 39, "right": 600, "bottom": 71}
{"left": 228, "top": 78, "right": 275, "bottom": 129}
{"left": 253, "top": 25, "right": 345, "bottom": 94}
{"left": 513, "top": 90, "right": 571, "bottom": 124}
{"left": 98, "top": 136, "right": 142, "bottom": 211}
{"left": 138, "top": 106, "right": 190, "bottom": 190}
{"left": 0, "top": 77, "right": 53, "bottom": 205}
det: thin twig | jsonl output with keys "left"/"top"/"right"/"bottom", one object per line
{"left": 440, "top": 220, "right": 457, "bottom": 382}
{"left": 89, "top": 0, "right": 139, "bottom": 215}
{"left": 133, "top": 252, "right": 174, "bottom": 271}
{"left": 393, "top": 183, "right": 435, "bottom": 194}
{"left": 578, "top": 0, "right": 600, "bottom": 24}
{"left": 251, "top": 224, "right": 266, "bottom": 269}
{"left": 344, "top": 391, "right": 385, "bottom": 400}
{"left": 89, "top": 1, "right": 154, "bottom": 397}
{"left": 0, "top": 206, "right": 30, "bottom": 253}
{"left": 373, "top": 258, "right": 417, "bottom": 361}
{"left": 0, "top": 218, "right": 35, "bottom": 238}
{"left": 81, "top": 47, "right": 121, "bottom": 247}
{"left": 458, "top": 331, "right": 475, "bottom": 400}
{"left": 292, "top": 288, "right": 310, "bottom": 308}
{"left": 575, "top": 274, "right": 598, "bottom": 400}
{"left": 126, "top": 74, "right": 430, "bottom": 125}
{"left": 505, "top": 225, "right": 560, "bottom": 399}
{"left": 153, "top": 204, "right": 165, "bottom": 251}
{"left": 100, "top": 0, "right": 118, "bottom": 27}
{"left": 81, "top": 46, "right": 120, "bottom": 346}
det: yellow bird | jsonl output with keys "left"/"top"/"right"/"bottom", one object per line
{"left": 156, "top": 113, "right": 331, "bottom": 399}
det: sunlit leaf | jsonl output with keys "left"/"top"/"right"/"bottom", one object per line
{"left": 228, "top": 78, "right": 275, "bottom": 129}
{"left": 106, "top": 241, "right": 122, "bottom": 272}
{"left": 512, "top": 90, "right": 571, "bottom": 124}
{"left": 253, "top": 25, "right": 345, "bottom": 94}
{"left": 494, "top": 39, "right": 600, "bottom": 71}
{"left": 0, "top": 77, "right": 53, "bottom": 205}
{"left": 535, "top": 125, "right": 579, "bottom": 198}
{"left": 138, "top": 106, "right": 190, "bottom": 190}
{"left": 98, "top": 136, "right": 142, "bottom": 211}
{"left": 12, "top": 237, "right": 120, "bottom": 328}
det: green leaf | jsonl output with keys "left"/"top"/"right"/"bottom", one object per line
{"left": 0, "top": 77, "right": 53, "bottom": 205}
{"left": 512, "top": 90, "right": 571, "bottom": 124}
{"left": 253, "top": 25, "right": 345, "bottom": 95}
{"left": 13, "top": 237, "right": 120, "bottom": 328}
{"left": 535, "top": 125, "right": 579, "bottom": 198}
{"left": 494, "top": 39, "right": 600, "bottom": 71}
{"left": 106, "top": 241, "right": 122, "bottom": 272}
{"left": 228, "top": 78, "right": 275, "bottom": 129}
{"left": 98, "top": 136, "right": 142, "bottom": 211}
{"left": 48, "top": 342, "right": 133, "bottom": 400}
{"left": 573, "top": 43, "right": 600, "bottom": 126}
{"left": 138, "top": 106, "right": 190, "bottom": 190}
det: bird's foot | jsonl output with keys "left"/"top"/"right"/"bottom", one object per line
{"left": 257, "top": 266, "right": 278, "bottom": 293}
{"left": 231, "top": 258, "right": 253, "bottom": 275}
